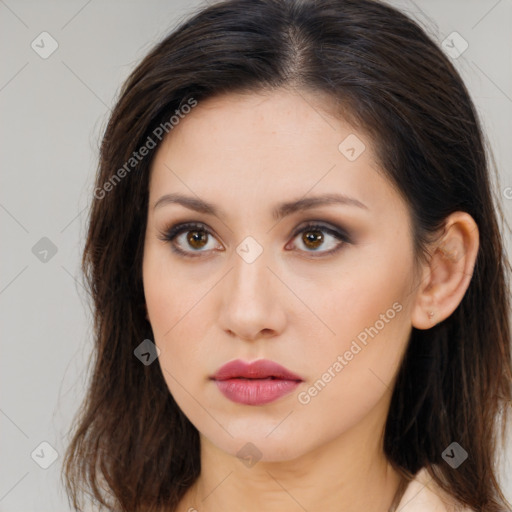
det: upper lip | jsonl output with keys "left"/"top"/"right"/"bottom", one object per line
{"left": 211, "top": 359, "right": 303, "bottom": 381}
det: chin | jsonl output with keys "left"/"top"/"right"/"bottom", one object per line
{"left": 202, "top": 423, "right": 317, "bottom": 464}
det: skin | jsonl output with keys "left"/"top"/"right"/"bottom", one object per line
{"left": 142, "top": 88, "right": 479, "bottom": 512}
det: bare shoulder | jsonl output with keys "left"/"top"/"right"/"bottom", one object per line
{"left": 396, "top": 468, "right": 474, "bottom": 512}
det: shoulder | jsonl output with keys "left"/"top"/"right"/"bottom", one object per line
{"left": 396, "top": 468, "right": 474, "bottom": 512}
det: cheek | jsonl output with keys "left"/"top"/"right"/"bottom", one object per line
{"left": 316, "top": 236, "right": 414, "bottom": 356}
{"left": 299, "top": 243, "right": 414, "bottom": 414}
{"left": 143, "top": 253, "right": 218, "bottom": 412}
{"left": 143, "top": 255, "right": 192, "bottom": 362}
{"left": 144, "top": 242, "right": 207, "bottom": 341}
{"left": 291, "top": 301, "right": 412, "bottom": 455}
{"left": 145, "top": 277, "right": 204, "bottom": 363}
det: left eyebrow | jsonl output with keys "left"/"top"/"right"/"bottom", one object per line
{"left": 272, "top": 193, "right": 369, "bottom": 221}
{"left": 153, "top": 192, "right": 369, "bottom": 221}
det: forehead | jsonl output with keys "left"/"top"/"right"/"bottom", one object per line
{"left": 147, "top": 89, "right": 405, "bottom": 221}
{"left": 158, "top": 88, "right": 358, "bottom": 153}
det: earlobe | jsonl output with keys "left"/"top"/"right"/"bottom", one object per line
{"left": 411, "top": 212, "right": 479, "bottom": 330}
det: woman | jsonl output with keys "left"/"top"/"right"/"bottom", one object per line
{"left": 62, "top": 0, "right": 512, "bottom": 511}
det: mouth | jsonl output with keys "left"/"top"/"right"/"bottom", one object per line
{"left": 210, "top": 359, "right": 303, "bottom": 405}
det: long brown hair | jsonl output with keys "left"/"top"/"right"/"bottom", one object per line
{"left": 62, "top": 0, "right": 512, "bottom": 510}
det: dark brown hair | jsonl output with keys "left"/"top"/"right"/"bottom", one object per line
{"left": 62, "top": 0, "right": 512, "bottom": 510}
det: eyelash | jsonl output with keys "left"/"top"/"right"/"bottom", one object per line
{"left": 157, "top": 221, "right": 351, "bottom": 259}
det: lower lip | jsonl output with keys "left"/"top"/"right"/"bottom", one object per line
{"left": 214, "top": 378, "right": 301, "bottom": 405}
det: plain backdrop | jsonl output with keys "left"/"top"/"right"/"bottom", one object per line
{"left": 1, "top": 1, "right": 511, "bottom": 510}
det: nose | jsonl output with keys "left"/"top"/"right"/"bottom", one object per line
{"left": 217, "top": 247, "right": 287, "bottom": 342}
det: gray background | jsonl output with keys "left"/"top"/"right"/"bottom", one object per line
{"left": 1, "top": 0, "right": 511, "bottom": 510}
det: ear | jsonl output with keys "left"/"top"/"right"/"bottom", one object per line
{"left": 411, "top": 212, "right": 479, "bottom": 330}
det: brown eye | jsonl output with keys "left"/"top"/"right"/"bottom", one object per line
{"left": 159, "top": 222, "right": 223, "bottom": 257}
{"left": 287, "top": 222, "right": 349, "bottom": 256}
{"left": 186, "top": 229, "right": 208, "bottom": 249}
{"left": 302, "top": 229, "right": 324, "bottom": 250}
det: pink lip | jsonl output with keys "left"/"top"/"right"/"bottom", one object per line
{"left": 210, "top": 359, "right": 303, "bottom": 405}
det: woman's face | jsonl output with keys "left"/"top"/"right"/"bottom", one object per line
{"left": 143, "top": 89, "right": 419, "bottom": 462}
